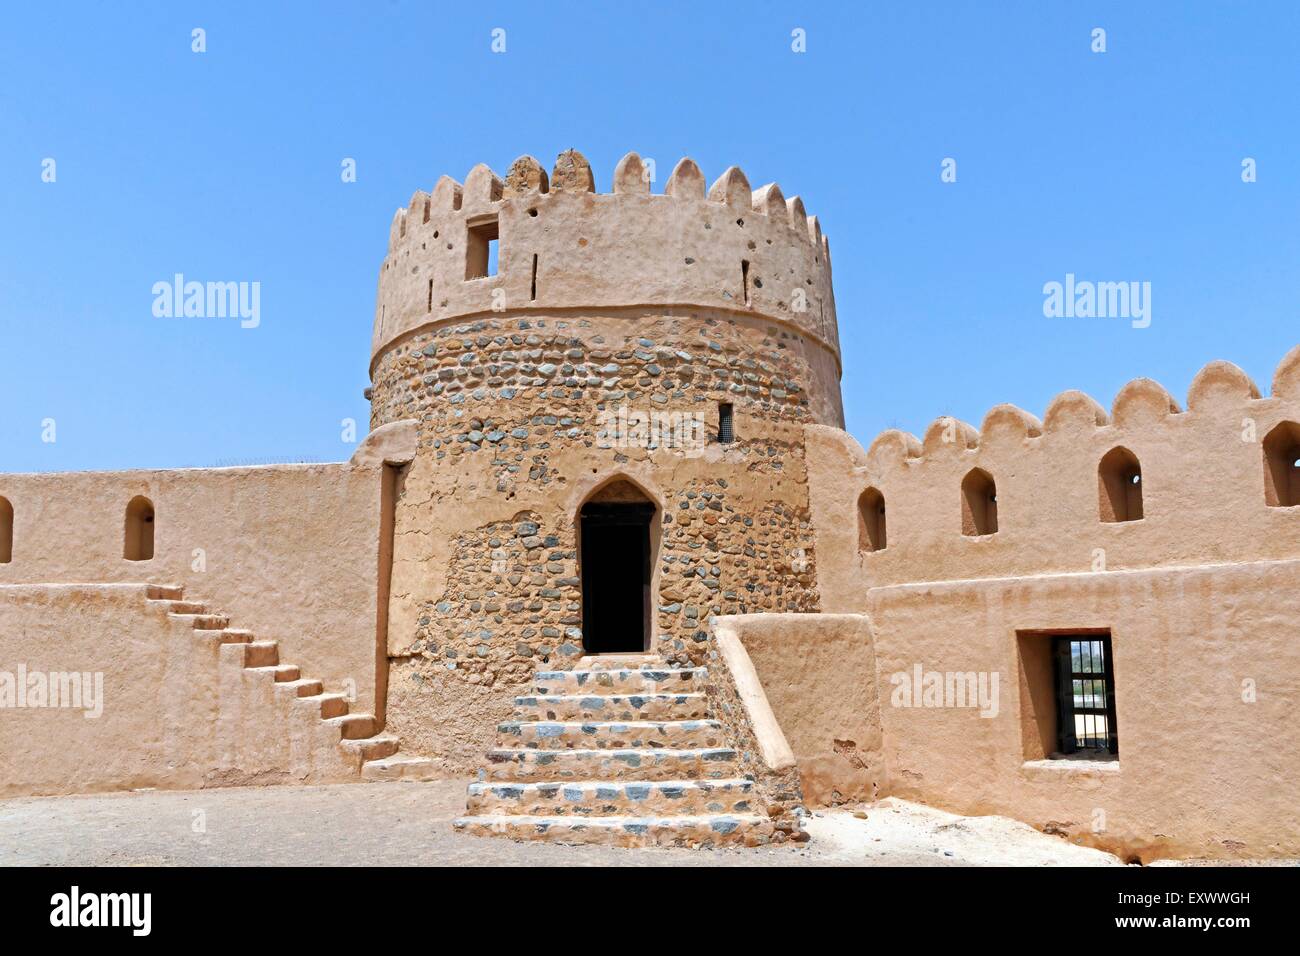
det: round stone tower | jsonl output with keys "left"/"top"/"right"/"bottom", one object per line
{"left": 369, "top": 149, "right": 842, "bottom": 740}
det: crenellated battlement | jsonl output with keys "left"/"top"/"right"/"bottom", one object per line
{"left": 861, "top": 348, "right": 1299, "bottom": 471}
{"left": 807, "top": 346, "right": 1300, "bottom": 594}
{"left": 371, "top": 149, "right": 838, "bottom": 370}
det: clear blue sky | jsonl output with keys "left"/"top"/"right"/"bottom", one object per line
{"left": 2, "top": 1, "right": 1297, "bottom": 472}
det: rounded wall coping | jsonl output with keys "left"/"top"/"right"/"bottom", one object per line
{"left": 853, "top": 347, "right": 1297, "bottom": 473}
{"left": 1271, "top": 344, "right": 1300, "bottom": 398}
{"left": 349, "top": 419, "right": 420, "bottom": 468}
{"left": 1187, "top": 360, "right": 1261, "bottom": 410}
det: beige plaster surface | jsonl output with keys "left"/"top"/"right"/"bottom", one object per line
{"left": 786, "top": 346, "right": 1300, "bottom": 860}
{"left": 0, "top": 584, "right": 362, "bottom": 796}
{"left": 866, "top": 559, "right": 1300, "bottom": 861}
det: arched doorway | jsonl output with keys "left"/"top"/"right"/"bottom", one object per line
{"left": 578, "top": 479, "right": 654, "bottom": 654}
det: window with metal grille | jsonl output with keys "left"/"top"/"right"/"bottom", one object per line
{"left": 718, "top": 403, "right": 734, "bottom": 444}
{"left": 1053, "top": 635, "right": 1118, "bottom": 757}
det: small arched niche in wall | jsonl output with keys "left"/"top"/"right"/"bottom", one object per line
{"left": 1098, "top": 446, "right": 1144, "bottom": 522}
{"left": 124, "top": 495, "right": 155, "bottom": 561}
{"left": 960, "top": 468, "right": 998, "bottom": 536}
{"left": 0, "top": 496, "right": 12, "bottom": 563}
{"left": 1263, "top": 421, "right": 1300, "bottom": 508}
{"left": 857, "top": 487, "right": 886, "bottom": 552}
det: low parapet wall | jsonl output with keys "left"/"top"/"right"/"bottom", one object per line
{"left": 810, "top": 347, "right": 1300, "bottom": 607}
{"left": 710, "top": 613, "right": 884, "bottom": 808}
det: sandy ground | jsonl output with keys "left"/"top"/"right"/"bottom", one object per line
{"left": 0, "top": 779, "right": 1132, "bottom": 867}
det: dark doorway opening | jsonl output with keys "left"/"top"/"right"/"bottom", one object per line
{"left": 579, "top": 498, "right": 653, "bottom": 654}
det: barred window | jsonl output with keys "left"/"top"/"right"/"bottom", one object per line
{"left": 1053, "top": 635, "right": 1118, "bottom": 757}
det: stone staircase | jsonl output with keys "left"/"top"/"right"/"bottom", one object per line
{"left": 453, "top": 656, "right": 778, "bottom": 847}
{"left": 143, "top": 584, "right": 409, "bottom": 774}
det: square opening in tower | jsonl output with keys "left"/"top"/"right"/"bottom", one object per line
{"left": 465, "top": 216, "right": 499, "bottom": 280}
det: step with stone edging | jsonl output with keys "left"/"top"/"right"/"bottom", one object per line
{"left": 362, "top": 754, "right": 442, "bottom": 782}
{"left": 483, "top": 747, "right": 740, "bottom": 782}
{"left": 533, "top": 667, "right": 706, "bottom": 697}
{"left": 496, "top": 719, "right": 724, "bottom": 750}
{"left": 514, "top": 693, "right": 708, "bottom": 721}
{"left": 466, "top": 777, "right": 755, "bottom": 816}
{"left": 451, "top": 813, "right": 774, "bottom": 848}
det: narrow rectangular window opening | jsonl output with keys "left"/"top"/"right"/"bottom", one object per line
{"left": 1053, "top": 635, "right": 1118, "bottom": 758}
{"left": 530, "top": 253, "right": 538, "bottom": 301}
{"left": 0, "top": 497, "right": 13, "bottom": 564}
{"left": 718, "top": 403, "right": 734, "bottom": 444}
{"left": 124, "top": 496, "right": 155, "bottom": 562}
{"left": 465, "top": 216, "right": 499, "bottom": 280}
{"left": 427, "top": 278, "right": 434, "bottom": 312}
{"left": 741, "top": 260, "right": 750, "bottom": 305}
